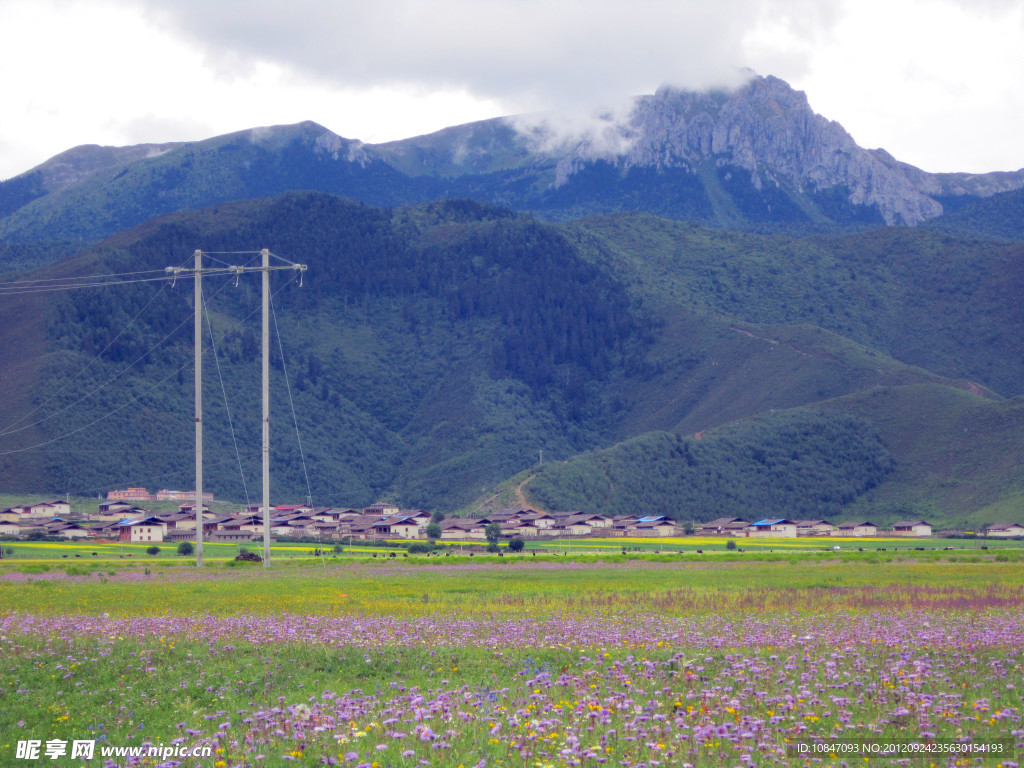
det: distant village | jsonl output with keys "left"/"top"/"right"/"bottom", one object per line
{"left": 3, "top": 488, "right": 1024, "bottom": 544}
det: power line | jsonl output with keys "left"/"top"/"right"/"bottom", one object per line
{"left": 0, "top": 356, "right": 194, "bottom": 457}
{"left": 0, "top": 251, "right": 302, "bottom": 297}
{"left": 0, "top": 271, "right": 239, "bottom": 439}
{"left": 271, "top": 290, "right": 314, "bottom": 508}
{"left": 0, "top": 267, "right": 300, "bottom": 454}
{"left": 204, "top": 294, "right": 251, "bottom": 509}
{"left": 169, "top": 248, "right": 307, "bottom": 567}
{"left": 0, "top": 267, "right": 177, "bottom": 287}
{"left": 0, "top": 273, "right": 181, "bottom": 297}
{"left": 25, "top": 449, "right": 195, "bottom": 454}
{"left": 2, "top": 250, "right": 309, "bottom": 557}
{"left": 0, "top": 280, "right": 170, "bottom": 435}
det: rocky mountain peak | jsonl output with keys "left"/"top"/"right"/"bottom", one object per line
{"left": 3, "top": 75, "right": 1023, "bottom": 253}
{"left": 553, "top": 75, "right": 946, "bottom": 225}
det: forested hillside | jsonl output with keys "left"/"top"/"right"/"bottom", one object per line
{"left": 923, "top": 187, "right": 1024, "bottom": 241}
{"left": 1, "top": 195, "right": 653, "bottom": 509}
{"left": 2, "top": 191, "right": 1023, "bottom": 524}
{"left": 526, "top": 410, "right": 895, "bottom": 520}
{"left": 570, "top": 214, "right": 1024, "bottom": 397}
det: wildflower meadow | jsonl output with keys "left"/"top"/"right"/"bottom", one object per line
{"left": 1, "top": 551, "right": 1022, "bottom": 767}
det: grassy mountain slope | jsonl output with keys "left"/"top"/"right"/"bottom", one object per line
{"left": 9, "top": 87, "right": 1023, "bottom": 276}
{"left": 0, "top": 124, "right": 440, "bottom": 268}
{"left": 606, "top": 310, "right": 984, "bottom": 442}
{"left": 498, "top": 213, "right": 1024, "bottom": 526}
{"left": 0, "top": 145, "right": 894, "bottom": 275}
{"left": 569, "top": 213, "right": 1024, "bottom": 397}
{"left": 2, "top": 194, "right": 1022, "bottom": 524}
{"left": 817, "top": 385, "right": 1024, "bottom": 527}
{"left": 518, "top": 383, "right": 1024, "bottom": 529}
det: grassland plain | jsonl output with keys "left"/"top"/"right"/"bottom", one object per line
{"left": 1, "top": 554, "right": 1022, "bottom": 768}
{"left": 5, "top": 534, "right": 1023, "bottom": 559}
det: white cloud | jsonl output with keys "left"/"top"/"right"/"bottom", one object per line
{"left": 0, "top": 0, "right": 1022, "bottom": 179}
{"left": 0, "top": 0, "right": 507, "bottom": 178}
{"left": 780, "top": 0, "right": 1024, "bottom": 172}
{"left": 135, "top": 0, "right": 767, "bottom": 107}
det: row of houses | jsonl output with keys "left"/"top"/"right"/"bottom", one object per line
{"left": 0, "top": 501, "right": 682, "bottom": 543}
{"left": 2, "top": 500, "right": 71, "bottom": 518}
{"left": 0, "top": 515, "right": 91, "bottom": 539}
{"left": 5, "top": 500, "right": 1024, "bottom": 543}
{"left": 433, "top": 510, "right": 679, "bottom": 540}
{"left": 145, "top": 507, "right": 681, "bottom": 543}
{"left": 698, "top": 517, "right": 937, "bottom": 538}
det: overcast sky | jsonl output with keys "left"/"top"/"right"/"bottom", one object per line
{"left": 1, "top": 0, "right": 1022, "bottom": 181}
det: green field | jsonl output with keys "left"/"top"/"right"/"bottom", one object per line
{"left": 2, "top": 533, "right": 1019, "bottom": 565}
{"left": 2, "top": 549, "right": 1023, "bottom": 766}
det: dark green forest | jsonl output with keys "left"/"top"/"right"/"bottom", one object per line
{"left": 924, "top": 187, "right": 1024, "bottom": 241}
{"left": 24, "top": 195, "right": 653, "bottom": 508}
{"left": 526, "top": 410, "right": 895, "bottom": 521}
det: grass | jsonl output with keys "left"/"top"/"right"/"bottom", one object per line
{"left": 2, "top": 552, "right": 1024, "bottom": 765}
{"left": 2, "top": 552, "right": 1024, "bottom": 768}
{"left": 3, "top": 551, "right": 1023, "bottom": 618}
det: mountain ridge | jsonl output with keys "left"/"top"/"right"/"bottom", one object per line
{"left": 1, "top": 74, "right": 1022, "bottom": 526}
{"left": 2, "top": 192, "right": 1023, "bottom": 527}
{"left": 3, "top": 74, "right": 1023, "bottom": 273}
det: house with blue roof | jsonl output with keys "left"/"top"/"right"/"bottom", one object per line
{"left": 747, "top": 518, "right": 797, "bottom": 537}
{"left": 116, "top": 515, "right": 166, "bottom": 543}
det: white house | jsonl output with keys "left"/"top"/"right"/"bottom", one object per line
{"left": 439, "top": 520, "right": 474, "bottom": 540}
{"left": 45, "top": 521, "right": 90, "bottom": 539}
{"left": 270, "top": 521, "right": 303, "bottom": 537}
{"left": 117, "top": 516, "right": 166, "bottom": 543}
{"left": 565, "top": 513, "right": 614, "bottom": 529}
{"left": 747, "top": 519, "right": 798, "bottom": 538}
{"left": 987, "top": 522, "right": 1024, "bottom": 538}
{"left": 97, "top": 503, "right": 147, "bottom": 521}
{"left": 520, "top": 512, "right": 557, "bottom": 529}
{"left": 631, "top": 520, "right": 679, "bottom": 537}
{"left": 401, "top": 509, "right": 432, "bottom": 527}
{"left": 438, "top": 519, "right": 485, "bottom": 540}
{"left": 371, "top": 516, "right": 421, "bottom": 539}
{"left": 891, "top": 520, "right": 932, "bottom": 537}
{"left": 795, "top": 520, "right": 835, "bottom": 536}
{"left": 311, "top": 508, "right": 348, "bottom": 523}
{"left": 19, "top": 501, "right": 71, "bottom": 519}
{"left": 698, "top": 517, "right": 751, "bottom": 536}
{"left": 506, "top": 522, "right": 539, "bottom": 538}
{"left": 833, "top": 521, "right": 878, "bottom": 537}
{"left": 364, "top": 502, "right": 400, "bottom": 517}
{"left": 555, "top": 521, "right": 594, "bottom": 536}
{"left": 0, "top": 509, "right": 21, "bottom": 524}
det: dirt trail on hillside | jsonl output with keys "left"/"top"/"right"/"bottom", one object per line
{"left": 516, "top": 474, "right": 543, "bottom": 512}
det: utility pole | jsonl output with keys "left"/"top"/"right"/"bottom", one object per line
{"left": 167, "top": 249, "right": 307, "bottom": 568}
{"left": 194, "top": 249, "right": 204, "bottom": 566}
{"left": 262, "top": 248, "right": 271, "bottom": 564}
